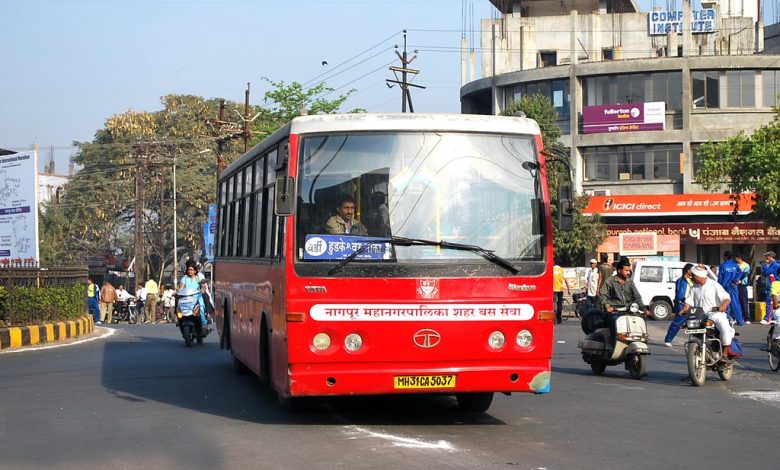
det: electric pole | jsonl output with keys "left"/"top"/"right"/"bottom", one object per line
{"left": 134, "top": 148, "right": 145, "bottom": 290}
{"left": 206, "top": 83, "right": 255, "bottom": 176}
{"left": 386, "top": 30, "right": 425, "bottom": 113}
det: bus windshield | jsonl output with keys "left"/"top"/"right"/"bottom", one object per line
{"left": 296, "top": 131, "right": 544, "bottom": 271}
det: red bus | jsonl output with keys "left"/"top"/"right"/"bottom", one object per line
{"left": 214, "top": 113, "right": 558, "bottom": 412}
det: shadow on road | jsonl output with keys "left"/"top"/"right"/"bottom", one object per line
{"left": 100, "top": 326, "right": 506, "bottom": 426}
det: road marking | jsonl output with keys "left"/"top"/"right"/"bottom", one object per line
{"left": 736, "top": 391, "right": 780, "bottom": 406}
{"left": 0, "top": 326, "right": 117, "bottom": 354}
{"left": 346, "top": 425, "right": 454, "bottom": 450}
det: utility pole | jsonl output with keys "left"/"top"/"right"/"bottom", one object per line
{"left": 386, "top": 30, "right": 425, "bottom": 113}
{"left": 206, "top": 83, "right": 254, "bottom": 176}
{"left": 134, "top": 148, "right": 145, "bottom": 291}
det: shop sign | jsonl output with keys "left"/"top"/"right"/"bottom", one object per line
{"left": 648, "top": 9, "right": 717, "bottom": 36}
{"left": 607, "top": 222, "right": 780, "bottom": 244}
{"left": 619, "top": 232, "right": 657, "bottom": 255}
{"left": 582, "top": 102, "right": 665, "bottom": 134}
{"left": 583, "top": 193, "right": 755, "bottom": 216}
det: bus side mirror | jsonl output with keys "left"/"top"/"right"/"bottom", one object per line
{"left": 275, "top": 176, "right": 296, "bottom": 216}
{"left": 558, "top": 185, "right": 573, "bottom": 231}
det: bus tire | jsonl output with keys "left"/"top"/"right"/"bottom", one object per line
{"left": 259, "top": 316, "right": 270, "bottom": 382}
{"left": 277, "top": 393, "right": 302, "bottom": 413}
{"left": 455, "top": 392, "right": 494, "bottom": 412}
{"left": 220, "top": 301, "right": 231, "bottom": 351}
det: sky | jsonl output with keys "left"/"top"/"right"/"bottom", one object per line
{"left": 2, "top": 0, "right": 776, "bottom": 172}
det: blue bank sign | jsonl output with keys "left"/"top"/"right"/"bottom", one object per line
{"left": 648, "top": 9, "right": 717, "bottom": 35}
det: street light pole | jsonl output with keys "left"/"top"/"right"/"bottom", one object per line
{"left": 172, "top": 155, "right": 178, "bottom": 288}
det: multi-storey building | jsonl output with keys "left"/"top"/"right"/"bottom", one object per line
{"left": 461, "top": 0, "right": 780, "bottom": 265}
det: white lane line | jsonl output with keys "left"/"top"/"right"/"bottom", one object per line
{"left": 0, "top": 326, "right": 117, "bottom": 354}
{"left": 346, "top": 425, "right": 455, "bottom": 450}
{"left": 736, "top": 391, "right": 780, "bottom": 406}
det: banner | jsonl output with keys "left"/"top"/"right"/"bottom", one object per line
{"left": 203, "top": 204, "right": 217, "bottom": 263}
{"left": 0, "top": 150, "right": 39, "bottom": 264}
{"left": 582, "top": 102, "right": 665, "bottom": 134}
{"left": 648, "top": 9, "right": 717, "bottom": 35}
{"left": 583, "top": 193, "right": 755, "bottom": 216}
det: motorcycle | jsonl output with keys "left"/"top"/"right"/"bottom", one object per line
{"left": 684, "top": 307, "right": 735, "bottom": 386}
{"left": 176, "top": 288, "right": 204, "bottom": 347}
{"left": 767, "top": 318, "right": 780, "bottom": 372}
{"left": 571, "top": 289, "right": 590, "bottom": 320}
{"left": 578, "top": 303, "right": 650, "bottom": 379}
{"left": 111, "top": 298, "right": 138, "bottom": 324}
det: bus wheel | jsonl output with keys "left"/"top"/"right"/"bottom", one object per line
{"left": 455, "top": 392, "right": 494, "bottom": 412}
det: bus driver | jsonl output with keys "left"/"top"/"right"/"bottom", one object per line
{"left": 325, "top": 195, "right": 368, "bottom": 236}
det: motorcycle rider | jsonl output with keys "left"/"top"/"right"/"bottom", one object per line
{"left": 684, "top": 264, "right": 736, "bottom": 358}
{"left": 598, "top": 258, "right": 648, "bottom": 338}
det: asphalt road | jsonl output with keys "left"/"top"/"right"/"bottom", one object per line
{"left": 1, "top": 320, "right": 779, "bottom": 470}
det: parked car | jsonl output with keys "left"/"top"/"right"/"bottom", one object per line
{"left": 631, "top": 260, "right": 724, "bottom": 321}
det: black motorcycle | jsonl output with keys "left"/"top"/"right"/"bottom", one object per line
{"left": 111, "top": 299, "right": 138, "bottom": 324}
{"left": 684, "top": 307, "right": 735, "bottom": 386}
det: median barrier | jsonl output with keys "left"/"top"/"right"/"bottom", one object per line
{"left": 0, "top": 315, "right": 94, "bottom": 350}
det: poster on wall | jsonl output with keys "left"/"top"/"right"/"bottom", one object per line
{"left": 203, "top": 204, "right": 217, "bottom": 263}
{"left": 0, "top": 150, "right": 39, "bottom": 264}
{"left": 582, "top": 102, "right": 666, "bottom": 134}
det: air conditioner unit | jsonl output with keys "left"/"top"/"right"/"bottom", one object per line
{"left": 584, "top": 189, "right": 611, "bottom": 196}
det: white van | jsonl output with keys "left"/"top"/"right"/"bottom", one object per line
{"left": 631, "top": 260, "right": 713, "bottom": 321}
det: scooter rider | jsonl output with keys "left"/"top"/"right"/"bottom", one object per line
{"left": 598, "top": 259, "right": 649, "bottom": 336}
{"left": 683, "top": 265, "right": 736, "bottom": 357}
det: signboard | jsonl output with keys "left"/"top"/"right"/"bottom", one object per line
{"left": 648, "top": 9, "right": 717, "bottom": 36}
{"left": 0, "top": 150, "right": 39, "bottom": 264}
{"left": 583, "top": 193, "right": 755, "bottom": 217}
{"left": 309, "top": 303, "right": 534, "bottom": 321}
{"left": 203, "top": 204, "right": 217, "bottom": 263}
{"left": 303, "top": 234, "right": 391, "bottom": 260}
{"left": 619, "top": 232, "right": 658, "bottom": 256}
{"left": 582, "top": 102, "right": 665, "bottom": 134}
{"left": 607, "top": 222, "right": 780, "bottom": 244}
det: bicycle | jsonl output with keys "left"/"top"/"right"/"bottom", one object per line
{"left": 767, "top": 319, "right": 780, "bottom": 372}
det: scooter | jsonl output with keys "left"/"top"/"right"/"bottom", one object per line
{"left": 578, "top": 303, "right": 650, "bottom": 379}
{"left": 176, "top": 288, "right": 204, "bottom": 347}
{"left": 684, "top": 307, "right": 735, "bottom": 385}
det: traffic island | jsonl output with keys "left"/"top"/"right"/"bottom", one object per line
{"left": 0, "top": 316, "right": 94, "bottom": 350}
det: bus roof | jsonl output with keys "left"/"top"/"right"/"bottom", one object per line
{"left": 221, "top": 113, "right": 541, "bottom": 178}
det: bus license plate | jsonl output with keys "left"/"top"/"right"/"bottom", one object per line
{"left": 685, "top": 328, "right": 706, "bottom": 334}
{"left": 393, "top": 375, "right": 456, "bottom": 389}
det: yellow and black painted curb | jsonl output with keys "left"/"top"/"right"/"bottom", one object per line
{"left": 0, "top": 316, "right": 94, "bottom": 351}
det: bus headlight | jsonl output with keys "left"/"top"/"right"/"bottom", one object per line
{"left": 344, "top": 333, "right": 363, "bottom": 352}
{"left": 313, "top": 333, "right": 331, "bottom": 351}
{"left": 516, "top": 330, "right": 533, "bottom": 348}
{"left": 488, "top": 331, "right": 506, "bottom": 349}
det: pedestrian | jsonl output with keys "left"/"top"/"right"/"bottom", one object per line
{"left": 585, "top": 258, "right": 600, "bottom": 308}
{"left": 596, "top": 252, "right": 612, "bottom": 298}
{"left": 664, "top": 263, "right": 694, "bottom": 346}
{"left": 99, "top": 280, "right": 116, "bottom": 325}
{"left": 135, "top": 283, "right": 147, "bottom": 322}
{"left": 553, "top": 258, "right": 571, "bottom": 324}
{"left": 717, "top": 251, "right": 744, "bottom": 325}
{"left": 86, "top": 277, "right": 101, "bottom": 325}
{"left": 761, "top": 251, "right": 779, "bottom": 324}
{"left": 734, "top": 253, "right": 751, "bottom": 324}
{"left": 144, "top": 277, "right": 159, "bottom": 324}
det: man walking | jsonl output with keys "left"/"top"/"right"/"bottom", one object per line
{"left": 734, "top": 253, "right": 751, "bottom": 324}
{"left": 761, "top": 251, "right": 779, "bottom": 324}
{"left": 145, "top": 277, "right": 159, "bottom": 324}
{"left": 585, "top": 258, "right": 600, "bottom": 308}
{"left": 553, "top": 259, "right": 571, "bottom": 324}
{"left": 86, "top": 278, "right": 101, "bottom": 325}
{"left": 717, "top": 251, "right": 744, "bottom": 325}
{"left": 99, "top": 280, "right": 116, "bottom": 325}
{"left": 664, "top": 263, "right": 694, "bottom": 346}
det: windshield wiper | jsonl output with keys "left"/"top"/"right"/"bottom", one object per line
{"left": 327, "top": 235, "right": 519, "bottom": 276}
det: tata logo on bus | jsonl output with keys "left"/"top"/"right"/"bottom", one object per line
{"left": 416, "top": 279, "right": 440, "bottom": 300}
{"left": 413, "top": 329, "right": 441, "bottom": 348}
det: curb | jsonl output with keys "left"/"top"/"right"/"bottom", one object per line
{"left": 0, "top": 316, "right": 94, "bottom": 351}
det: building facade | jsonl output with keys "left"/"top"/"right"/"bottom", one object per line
{"left": 461, "top": 0, "right": 780, "bottom": 266}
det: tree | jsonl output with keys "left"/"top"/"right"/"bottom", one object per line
{"left": 40, "top": 81, "right": 357, "bottom": 275}
{"left": 502, "top": 94, "right": 607, "bottom": 266}
{"left": 695, "top": 111, "right": 780, "bottom": 227}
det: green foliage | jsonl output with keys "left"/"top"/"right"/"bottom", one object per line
{"left": 502, "top": 94, "right": 606, "bottom": 266}
{"left": 0, "top": 285, "right": 84, "bottom": 326}
{"left": 41, "top": 80, "right": 357, "bottom": 274}
{"left": 696, "top": 112, "right": 780, "bottom": 226}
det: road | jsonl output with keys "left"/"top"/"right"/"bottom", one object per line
{"left": 1, "top": 320, "right": 779, "bottom": 470}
